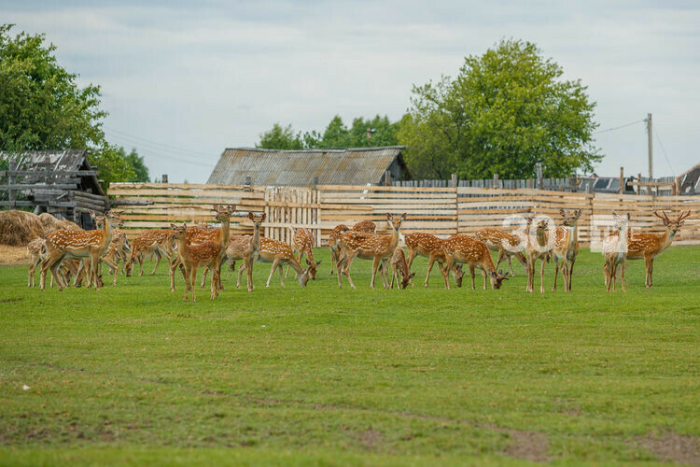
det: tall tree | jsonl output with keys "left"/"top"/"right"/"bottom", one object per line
{"left": 399, "top": 39, "right": 601, "bottom": 179}
{"left": 256, "top": 123, "right": 304, "bottom": 150}
{"left": 0, "top": 24, "right": 150, "bottom": 190}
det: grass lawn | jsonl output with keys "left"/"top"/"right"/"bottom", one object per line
{"left": 1, "top": 246, "right": 699, "bottom": 465}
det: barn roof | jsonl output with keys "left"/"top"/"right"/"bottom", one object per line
{"left": 207, "top": 146, "right": 408, "bottom": 186}
{"left": 678, "top": 163, "right": 700, "bottom": 195}
{"left": 3, "top": 149, "right": 104, "bottom": 195}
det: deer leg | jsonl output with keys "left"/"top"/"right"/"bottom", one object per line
{"left": 645, "top": 257, "right": 653, "bottom": 287}
{"left": 370, "top": 257, "right": 382, "bottom": 289}
{"left": 237, "top": 261, "right": 245, "bottom": 289}
{"left": 540, "top": 255, "right": 546, "bottom": 294}
{"left": 266, "top": 259, "right": 280, "bottom": 288}
{"left": 425, "top": 255, "right": 438, "bottom": 287}
{"left": 201, "top": 268, "right": 209, "bottom": 289}
{"left": 381, "top": 259, "right": 391, "bottom": 289}
{"left": 621, "top": 259, "right": 626, "bottom": 292}
{"left": 469, "top": 266, "right": 476, "bottom": 290}
{"left": 336, "top": 251, "right": 348, "bottom": 289}
{"left": 441, "top": 259, "right": 453, "bottom": 290}
{"left": 482, "top": 269, "right": 487, "bottom": 290}
{"left": 245, "top": 256, "right": 254, "bottom": 292}
{"left": 552, "top": 256, "right": 559, "bottom": 291}
{"left": 191, "top": 268, "right": 198, "bottom": 302}
{"left": 344, "top": 253, "right": 357, "bottom": 290}
{"left": 169, "top": 258, "right": 180, "bottom": 292}
{"left": 151, "top": 249, "right": 162, "bottom": 275}
{"left": 507, "top": 253, "right": 515, "bottom": 276}
{"left": 277, "top": 260, "right": 286, "bottom": 287}
{"left": 495, "top": 249, "right": 505, "bottom": 271}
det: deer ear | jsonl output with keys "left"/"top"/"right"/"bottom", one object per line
{"left": 386, "top": 213, "right": 392, "bottom": 220}
{"left": 213, "top": 204, "right": 219, "bottom": 211}
{"left": 401, "top": 213, "right": 407, "bottom": 220}
{"left": 260, "top": 213, "right": 267, "bottom": 221}
{"left": 248, "top": 212, "right": 255, "bottom": 221}
{"left": 315, "top": 259, "right": 322, "bottom": 266}
{"left": 306, "top": 259, "right": 311, "bottom": 266}
{"left": 560, "top": 208, "right": 565, "bottom": 216}
{"left": 627, "top": 213, "right": 631, "bottom": 221}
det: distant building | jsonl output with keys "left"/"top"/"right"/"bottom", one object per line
{"left": 677, "top": 163, "right": 700, "bottom": 195}
{"left": 207, "top": 146, "right": 409, "bottom": 186}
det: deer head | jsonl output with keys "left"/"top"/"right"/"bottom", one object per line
{"left": 489, "top": 269, "right": 511, "bottom": 290}
{"left": 213, "top": 204, "right": 236, "bottom": 221}
{"left": 654, "top": 210, "right": 691, "bottom": 235}
{"left": 305, "top": 258, "right": 323, "bottom": 280}
{"left": 386, "top": 213, "right": 407, "bottom": 232}
{"left": 560, "top": 209, "right": 582, "bottom": 226}
{"left": 612, "top": 212, "right": 630, "bottom": 232}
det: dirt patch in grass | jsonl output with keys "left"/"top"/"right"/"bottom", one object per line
{"left": 639, "top": 433, "right": 700, "bottom": 466}
{"left": 0, "top": 244, "right": 31, "bottom": 265}
{"left": 502, "top": 429, "right": 549, "bottom": 463}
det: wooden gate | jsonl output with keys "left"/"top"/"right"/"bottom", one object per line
{"left": 264, "top": 187, "right": 321, "bottom": 247}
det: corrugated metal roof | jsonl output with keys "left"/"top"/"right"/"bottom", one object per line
{"left": 207, "top": 147, "right": 407, "bottom": 186}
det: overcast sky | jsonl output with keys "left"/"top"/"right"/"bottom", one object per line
{"left": 3, "top": 0, "right": 699, "bottom": 183}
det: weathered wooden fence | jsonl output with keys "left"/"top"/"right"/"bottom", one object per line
{"left": 109, "top": 183, "right": 700, "bottom": 245}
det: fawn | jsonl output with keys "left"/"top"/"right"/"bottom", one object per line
{"left": 440, "top": 235, "right": 509, "bottom": 290}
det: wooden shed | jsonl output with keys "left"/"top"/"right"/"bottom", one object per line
{"left": 0, "top": 150, "right": 109, "bottom": 228}
{"left": 207, "top": 146, "right": 410, "bottom": 186}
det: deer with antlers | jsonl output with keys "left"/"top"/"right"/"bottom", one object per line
{"left": 39, "top": 210, "right": 122, "bottom": 291}
{"left": 440, "top": 235, "right": 509, "bottom": 290}
{"left": 404, "top": 233, "right": 465, "bottom": 288}
{"left": 389, "top": 246, "right": 416, "bottom": 289}
{"left": 225, "top": 212, "right": 266, "bottom": 291}
{"left": 602, "top": 212, "right": 631, "bottom": 292}
{"left": 236, "top": 236, "right": 311, "bottom": 288}
{"left": 327, "top": 224, "right": 350, "bottom": 275}
{"left": 604, "top": 210, "right": 691, "bottom": 288}
{"left": 474, "top": 228, "right": 528, "bottom": 277}
{"left": 335, "top": 213, "right": 406, "bottom": 289}
{"left": 525, "top": 218, "right": 551, "bottom": 293}
{"left": 550, "top": 209, "right": 582, "bottom": 292}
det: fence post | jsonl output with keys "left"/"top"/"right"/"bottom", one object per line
{"left": 637, "top": 173, "right": 642, "bottom": 196}
{"left": 384, "top": 170, "right": 391, "bottom": 186}
{"left": 493, "top": 173, "right": 499, "bottom": 189}
{"left": 162, "top": 174, "right": 168, "bottom": 184}
{"left": 451, "top": 173, "right": 457, "bottom": 188}
{"left": 619, "top": 167, "right": 624, "bottom": 195}
{"left": 536, "top": 163, "right": 543, "bottom": 190}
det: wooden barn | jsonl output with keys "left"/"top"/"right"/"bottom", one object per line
{"left": 0, "top": 150, "right": 109, "bottom": 228}
{"left": 207, "top": 146, "right": 410, "bottom": 186}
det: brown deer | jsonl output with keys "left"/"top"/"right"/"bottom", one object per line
{"left": 39, "top": 210, "right": 122, "bottom": 291}
{"left": 336, "top": 213, "right": 406, "bottom": 289}
{"left": 125, "top": 229, "right": 175, "bottom": 277}
{"left": 170, "top": 224, "right": 222, "bottom": 301}
{"left": 236, "top": 236, "right": 311, "bottom": 288}
{"left": 27, "top": 238, "right": 46, "bottom": 287}
{"left": 352, "top": 220, "right": 377, "bottom": 233}
{"left": 226, "top": 212, "right": 266, "bottom": 292}
{"left": 602, "top": 212, "right": 631, "bottom": 292}
{"left": 404, "top": 232, "right": 465, "bottom": 288}
{"left": 525, "top": 218, "right": 551, "bottom": 293}
{"left": 287, "top": 227, "right": 322, "bottom": 280}
{"left": 389, "top": 246, "right": 416, "bottom": 289}
{"left": 440, "top": 235, "right": 509, "bottom": 290}
{"left": 550, "top": 209, "right": 582, "bottom": 292}
{"left": 605, "top": 210, "right": 691, "bottom": 288}
{"left": 328, "top": 224, "right": 350, "bottom": 275}
{"left": 474, "top": 228, "right": 527, "bottom": 276}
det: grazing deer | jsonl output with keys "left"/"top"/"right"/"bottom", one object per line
{"left": 440, "top": 235, "right": 509, "bottom": 290}
{"left": 404, "top": 233, "right": 465, "bottom": 288}
{"left": 474, "top": 228, "right": 527, "bottom": 276}
{"left": 605, "top": 210, "right": 691, "bottom": 288}
{"left": 287, "top": 227, "right": 322, "bottom": 280}
{"left": 328, "top": 224, "right": 350, "bottom": 275}
{"left": 336, "top": 213, "right": 406, "bottom": 289}
{"left": 551, "top": 209, "right": 582, "bottom": 292}
{"left": 170, "top": 224, "right": 222, "bottom": 302}
{"left": 236, "top": 236, "right": 311, "bottom": 288}
{"left": 39, "top": 210, "right": 122, "bottom": 291}
{"left": 226, "top": 212, "right": 266, "bottom": 292}
{"left": 352, "top": 220, "right": 377, "bottom": 234}
{"left": 602, "top": 212, "right": 631, "bottom": 292}
{"left": 525, "top": 219, "right": 551, "bottom": 293}
{"left": 389, "top": 246, "right": 415, "bottom": 289}
{"left": 125, "top": 229, "right": 175, "bottom": 277}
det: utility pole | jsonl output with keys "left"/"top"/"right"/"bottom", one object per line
{"left": 646, "top": 113, "right": 653, "bottom": 181}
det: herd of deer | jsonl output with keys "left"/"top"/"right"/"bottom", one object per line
{"left": 27, "top": 205, "right": 692, "bottom": 300}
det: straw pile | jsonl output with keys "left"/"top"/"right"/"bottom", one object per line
{"left": 0, "top": 210, "right": 45, "bottom": 246}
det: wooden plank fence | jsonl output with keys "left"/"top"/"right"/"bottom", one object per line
{"left": 109, "top": 183, "right": 700, "bottom": 246}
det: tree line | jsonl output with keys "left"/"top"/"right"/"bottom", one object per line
{"left": 257, "top": 39, "right": 601, "bottom": 179}
{"left": 0, "top": 24, "right": 149, "bottom": 190}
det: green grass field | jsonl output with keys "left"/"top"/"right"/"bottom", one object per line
{"left": 1, "top": 247, "right": 699, "bottom": 466}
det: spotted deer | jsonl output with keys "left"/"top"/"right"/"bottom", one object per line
{"left": 336, "top": 213, "right": 406, "bottom": 289}
{"left": 389, "top": 246, "right": 416, "bottom": 289}
{"left": 440, "top": 235, "right": 509, "bottom": 290}
{"left": 602, "top": 212, "right": 631, "bottom": 292}
{"left": 525, "top": 219, "right": 551, "bottom": 293}
{"left": 328, "top": 224, "right": 350, "bottom": 275}
{"left": 287, "top": 227, "right": 321, "bottom": 280}
{"left": 170, "top": 224, "right": 222, "bottom": 301}
{"left": 352, "top": 220, "right": 377, "bottom": 234}
{"left": 474, "top": 228, "right": 527, "bottom": 276}
{"left": 550, "top": 209, "right": 582, "bottom": 292}
{"left": 404, "top": 233, "right": 464, "bottom": 288}
{"left": 226, "top": 212, "right": 266, "bottom": 291}
{"left": 605, "top": 210, "right": 691, "bottom": 288}
{"left": 125, "top": 229, "right": 175, "bottom": 277}
{"left": 27, "top": 238, "right": 46, "bottom": 287}
{"left": 39, "top": 210, "right": 122, "bottom": 291}
{"left": 236, "top": 236, "right": 311, "bottom": 288}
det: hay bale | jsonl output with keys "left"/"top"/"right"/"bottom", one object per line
{"left": 39, "top": 213, "right": 82, "bottom": 236}
{"left": 0, "top": 210, "right": 45, "bottom": 246}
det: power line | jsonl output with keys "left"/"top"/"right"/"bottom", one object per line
{"left": 103, "top": 126, "right": 219, "bottom": 160}
{"left": 594, "top": 119, "right": 645, "bottom": 135}
{"left": 105, "top": 134, "right": 211, "bottom": 167}
{"left": 653, "top": 126, "right": 675, "bottom": 176}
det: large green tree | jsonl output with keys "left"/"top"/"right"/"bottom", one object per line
{"left": 399, "top": 39, "right": 601, "bottom": 179}
{"left": 0, "top": 24, "right": 147, "bottom": 189}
